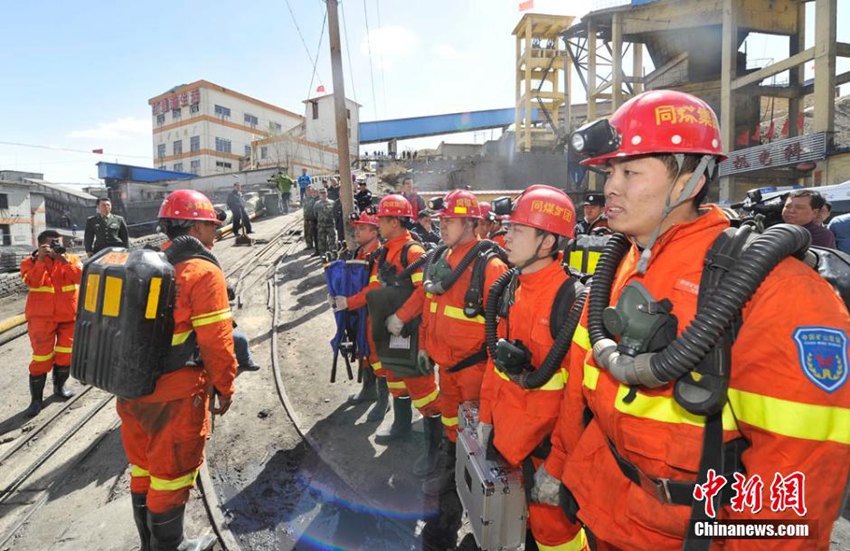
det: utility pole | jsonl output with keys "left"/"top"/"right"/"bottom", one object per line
{"left": 326, "top": 0, "right": 355, "bottom": 247}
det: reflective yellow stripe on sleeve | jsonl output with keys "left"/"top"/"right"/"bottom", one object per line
{"left": 495, "top": 366, "right": 567, "bottom": 391}
{"left": 61, "top": 284, "right": 79, "bottom": 292}
{"left": 727, "top": 388, "right": 850, "bottom": 444}
{"left": 387, "top": 380, "right": 407, "bottom": 390}
{"left": 191, "top": 310, "right": 232, "bottom": 328}
{"left": 172, "top": 330, "right": 193, "bottom": 346}
{"left": 412, "top": 388, "right": 439, "bottom": 409}
{"left": 443, "top": 305, "right": 484, "bottom": 324}
{"left": 369, "top": 275, "right": 379, "bottom": 284}
{"left": 30, "top": 286, "right": 55, "bottom": 293}
{"left": 149, "top": 469, "right": 199, "bottom": 492}
{"left": 410, "top": 272, "right": 423, "bottom": 284}
{"left": 130, "top": 464, "right": 150, "bottom": 478}
{"left": 190, "top": 307, "right": 231, "bottom": 321}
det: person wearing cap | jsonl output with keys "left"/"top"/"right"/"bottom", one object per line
{"left": 477, "top": 184, "right": 588, "bottom": 550}
{"left": 355, "top": 180, "right": 373, "bottom": 213}
{"left": 412, "top": 209, "right": 440, "bottom": 246}
{"left": 539, "top": 90, "right": 850, "bottom": 550}
{"left": 117, "top": 189, "right": 235, "bottom": 551}
{"left": 303, "top": 187, "right": 318, "bottom": 252}
{"left": 477, "top": 201, "right": 507, "bottom": 248}
{"left": 574, "top": 192, "right": 609, "bottom": 236}
{"left": 313, "top": 187, "right": 337, "bottom": 258}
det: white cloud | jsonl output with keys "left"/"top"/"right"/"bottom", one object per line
{"left": 432, "top": 44, "right": 461, "bottom": 60}
{"left": 360, "top": 25, "right": 418, "bottom": 68}
{"left": 68, "top": 116, "right": 150, "bottom": 141}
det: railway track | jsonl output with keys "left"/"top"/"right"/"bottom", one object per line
{"left": 0, "top": 213, "right": 302, "bottom": 550}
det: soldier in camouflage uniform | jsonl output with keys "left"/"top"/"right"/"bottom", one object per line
{"left": 302, "top": 187, "right": 318, "bottom": 251}
{"left": 313, "top": 188, "right": 337, "bottom": 257}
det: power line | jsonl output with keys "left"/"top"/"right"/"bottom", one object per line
{"left": 284, "top": 0, "right": 325, "bottom": 90}
{"left": 340, "top": 0, "right": 358, "bottom": 103}
{"left": 374, "top": 0, "right": 388, "bottom": 115}
{"left": 361, "top": 0, "right": 379, "bottom": 118}
{"left": 307, "top": 7, "right": 328, "bottom": 98}
{"left": 0, "top": 140, "right": 149, "bottom": 159}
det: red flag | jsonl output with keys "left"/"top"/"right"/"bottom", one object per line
{"left": 751, "top": 124, "right": 761, "bottom": 143}
{"left": 519, "top": 0, "right": 534, "bottom": 10}
{"left": 92, "top": 148, "right": 103, "bottom": 154}
{"left": 316, "top": 85, "right": 326, "bottom": 93}
{"left": 797, "top": 113, "right": 804, "bottom": 132}
{"left": 781, "top": 118, "right": 790, "bottom": 137}
{"left": 765, "top": 121, "right": 775, "bottom": 140}
{"left": 736, "top": 129, "right": 749, "bottom": 146}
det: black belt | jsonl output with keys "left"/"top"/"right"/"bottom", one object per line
{"left": 445, "top": 347, "right": 488, "bottom": 373}
{"left": 607, "top": 437, "right": 747, "bottom": 506}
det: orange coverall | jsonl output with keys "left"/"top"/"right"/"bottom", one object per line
{"left": 545, "top": 206, "right": 850, "bottom": 550}
{"left": 345, "top": 239, "right": 383, "bottom": 376}
{"left": 117, "top": 245, "right": 237, "bottom": 514}
{"left": 488, "top": 230, "right": 507, "bottom": 249}
{"left": 359, "top": 231, "right": 439, "bottom": 416}
{"left": 479, "top": 257, "right": 587, "bottom": 550}
{"left": 420, "top": 238, "right": 507, "bottom": 442}
{"left": 20, "top": 253, "right": 83, "bottom": 375}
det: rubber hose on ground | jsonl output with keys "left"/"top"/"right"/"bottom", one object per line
{"left": 587, "top": 233, "right": 631, "bottom": 346}
{"left": 485, "top": 269, "right": 517, "bottom": 361}
{"left": 522, "top": 288, "right": 589, "bottom": 389}
{"left": 649, "top": 223, "right": 810, "bottom": 382}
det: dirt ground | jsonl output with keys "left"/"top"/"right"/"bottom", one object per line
{"left": 0, "top": 211, "right": 847, "bottom": 550}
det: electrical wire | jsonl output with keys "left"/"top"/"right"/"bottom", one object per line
{"left": 284, "top": 0, "right": 325, "bottom": 91}
{"left": 362, "top": 0, "right": 379, "bottom": 118}
{"left": 340, "top": 0, "right": 358, "bottom": 103}
{"left": 0, "top": 140, "right": 149, "bottom": 159}
{"left": 307, "top": 7, "right": 328, "bottom": 98}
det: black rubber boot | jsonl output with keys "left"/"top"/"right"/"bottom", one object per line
{"left": 374, "top": 396, "right": 413, "bottom": 444}
{"left": 423, "top": 440, "right": 457, "bottom": 497}
{"left": 347, "top": 368, "right": 377, "bottom": 405}
{"left": 52, "top": 365, "right": 75, "bottom": 399}
{"left": 25, "top": 374, "right": 47, "bottom": 418}
{"left": 148, "top": 505, "right": 216, "bottom": 551}
{"left": 366, "top": 378, "right": 390, "bottom": 422}
{"left": 132, "top": 493, "right": 152, "bottom": 551}
{"left": 413, "top": 415, "right": 444, "bottom": 478}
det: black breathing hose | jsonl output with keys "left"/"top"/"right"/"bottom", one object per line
{"left": 424, "top": 240, "right": 500, "bottom": 294}
{"left": 587, "top": 224, "right": 811, "bottom": 387}
{"left": 587, "top": 233, "right": 631, "bottom": 344}
{"left": 485, "top": 269, "right": 517, "bottom": 361}
{"left": 396, "top": 244, "right": 439, "bottom": 280}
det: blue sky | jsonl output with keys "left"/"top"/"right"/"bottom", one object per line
{"left": 0, "top": 0, "right": 845, "bottom": 182}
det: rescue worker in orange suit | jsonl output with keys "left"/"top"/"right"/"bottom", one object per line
{"left": 20, "top": 230, "right": 83, "bottom": 417}
{"left": 477, "top": 201, "right": 508, "bottom": 248}
{"left": 537, "top": 90, "right": 850, "bottom": 550}
{"left": 333, "top": 211, "right": 386, "bottom": 419}
{"left": 369, "top": 195, "right": 440, "bottom": 449}
{"left": 117, "top": 190, "right": 236, "bottom": 551}
{"left": 478, "top": 185, "right": 588, "bottom": 551}
{"left": 418, "top": 190, "right": 508, "bottom": 496}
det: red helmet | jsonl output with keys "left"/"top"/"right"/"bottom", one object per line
{"left": 581, "top": 89, "right": 726, "bottom": 166}
{"left": 479, "top": 201, "right": 497, "bottom": 223}
{"left": 376, "top": 194, "right": 413, "bottom": 218}
{"left": 507, "top": 184, "right": 576, "bottom": 237}
{"left": 439, "top": 190, "right": 481, "bottom": 219}
{"left": 351, "top": 211, "right": 379, "bottom": 227}
{"left": 158, "top": 189, "right": 221, "bottom": 225}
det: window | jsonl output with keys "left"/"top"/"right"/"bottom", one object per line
{"left": 0, "top": 193, "right": 7, "bottom": 210}
{"left": 214, "top": 137, "right": 231, "bottom": 153}
{"left": 244, "top": 145, "right": 251, "bottom": 157}
{"left": 261, "top": 146, "right": 268, "bottom": 159}
{"left": 190, "top": 104, "right": 200, "bottom": 114}
{"left": 347, "top": 109, "right": 351, "bottom": 120}
{"left": 157, "top": 144, "right": 166, "bottom": 159}
{"left": 216, "top": 161, "right": 232, "bottom": 169}
{"left": 244, "top": 113, "right": 258, "bottom": 127}
{"left": 173, "top": 162, "right": 184, "bottom": 172}
{"left": 190, "top": 159, "right": 201, "bottom": 174}
{"left": 312, "top": 102, "right": 319, "bottom": 120}
{"left": 173, "top": 140, "right": 182, "bottom": 156}
{"left": 172, "top": 108, "right": 181, "bottom": 120}
{"left": 0, "top": 224, "right": 10, "bottom": 246}
{"left": 270, "top": 121, "right": 282, "bottom": 132}
{"left": 156, "top": 114, "right": 165, "bottom": 126}
{"left": 214, "top": 104, "right": 231, "bottom": 119}
{"left": 190, "top": 135, "right": 200, "bottom": 152}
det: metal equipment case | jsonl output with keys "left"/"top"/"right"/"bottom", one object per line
{"left": 456, "top": 401, "right": 527, "bottom": 551}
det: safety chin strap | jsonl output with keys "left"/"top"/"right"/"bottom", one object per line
{"left": 516, "top": 233, "right": 550, "bottom": 273}
{"left": 636, "top": 154, "right": 716, "bottom": 274}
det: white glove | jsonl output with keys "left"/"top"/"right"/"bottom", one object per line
{"left": 333, "top": 296, "right": 348, "bottom": 312}
{"left": 476, "top": 422, "right": 492, "bottom": 448}
{"left": 530, "top": 463, "right": 562, "bottom": 506}
{"left": 386, "top": 313, "right": 404, "bottom": 336}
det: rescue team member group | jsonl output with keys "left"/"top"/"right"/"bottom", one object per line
{"left": 17, "top": 89, "right": 849, "bottom": 550}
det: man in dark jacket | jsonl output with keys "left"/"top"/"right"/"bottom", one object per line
{"left": 226, "top": 183, "right": 253, "bottom": 235}
{"left": 84, "top": 197, "right": 129, "bottom": 256}
{"left": 411, "top": 209, "right": 440, "bottom": 246}
{"left": 781, "top": 189, "right": 836, "bottom": 248}
{"left": 355, "top": 181, "right": 373, "bottom": 213}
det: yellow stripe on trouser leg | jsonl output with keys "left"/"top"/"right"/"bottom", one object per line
{"left": 387, "top": 381, "right": 407, "bottom": 390}
{"left": 32, "top": 352, "right": 55, "bottom": 362}
{"left": 442, "top": 416, "right": 459, "bottom": 427}
{"left": 537, "top": 528, "right": 587, "bottom": 551}
{"left": 413, "top": 388, "right": 439, "bottom": 409}
{"left": 55, "top": 346, "right": 73, "bottom": 354}
{"left": 149, "top": 470, "right": 199, "bottom": 492}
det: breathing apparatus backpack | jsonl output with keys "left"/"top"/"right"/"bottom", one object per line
{"left": 71, "top": 236, "right": 221, "bottom": 399}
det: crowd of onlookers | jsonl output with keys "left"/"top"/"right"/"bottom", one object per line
{"left": 781, "top": 189, "right": 850, "bottom": 253}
